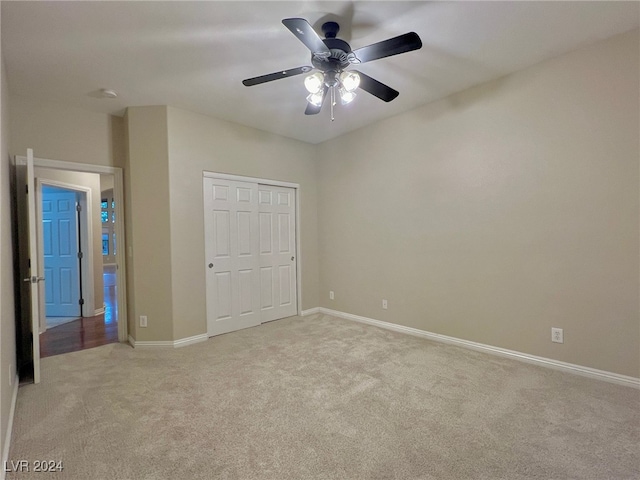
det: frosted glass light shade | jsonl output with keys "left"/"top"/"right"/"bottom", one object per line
{"left": 339, "top": 71, "right": 360, "bottom": 92}
{"left": 306, "top": 91, "right": 324, "bottom": 107}
{"left": 304, "top": 72, "right": 324, "bottom": 93}
{"left": 339, "top": 88, "right": 357, "bottom": 105}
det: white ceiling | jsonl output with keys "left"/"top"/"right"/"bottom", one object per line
{"left": 2, "top": 1, "right": 638, "bottom": 144}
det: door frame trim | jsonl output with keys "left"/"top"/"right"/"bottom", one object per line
{"left": 16, "top": 155, "right": 128, "bottom": 342}
{"left": 202, "top": 171, "right": 303, "bottom": 317}
{"left": 36, "top": 179, "right": 95, "bottom": 330}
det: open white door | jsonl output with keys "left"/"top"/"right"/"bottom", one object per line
{"left": 25, "top": 148, "right": 42, "bottom": 383}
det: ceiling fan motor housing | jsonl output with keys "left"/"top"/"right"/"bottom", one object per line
{"left": 310, "top": 22, "right": 353, "bottom": 72}
{"left": 311, "top": 45, "right": 351, "bottom": 72}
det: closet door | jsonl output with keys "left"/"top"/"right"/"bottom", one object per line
{"left": 204, "top": 178, "right": 261, "bottom": 336}
{"left": 258, "top": 186, "right": 297, "bottom": 322}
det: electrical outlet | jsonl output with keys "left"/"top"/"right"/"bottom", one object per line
{"left": 551, "top": 327, "right": 563, "bottom": 344}
{"left": 382, "top": 299, "right": 388, "bottom": 309}
{"left": 140, "top": 315, "right": 148, "bottom": 328}
{"left": 329, "top": 291, "right": 334, "bottom": 300}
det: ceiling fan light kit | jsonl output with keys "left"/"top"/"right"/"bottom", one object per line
{"left": 242, "top": 17, "right": 422, "bottom": 120}
{"left": 304, "top": 72, "right": 324, "bottom": 94}
{"left": 340, "top": 71, "right": 361, "bottom": 92}
{"left": 306, "top": 91, "right": 324, "bottom": 107}
{"left": 304, "top": 70, "right": 360, "bottom": 111}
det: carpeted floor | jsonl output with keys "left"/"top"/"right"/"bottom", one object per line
{"left": 7, "top": 314, "right": 639, "bottom": 479}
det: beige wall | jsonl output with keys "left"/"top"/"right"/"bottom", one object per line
{"left": 34, "top": 168, "right": 104, "bottom": 313}
{"left": 101, "top": 174, "right": 114, "bottom": 192}
{"left": 110, "top": 116, "right": 126, "bottom": 170}
{"left": 317, "top": 29, "right": 639, "bottom": 377}
{"left": 166, "top": 106, "right": 319, "bottom": 340}
{"left": 10, "top": 95, "right": 124, "bottom": 168}
{"left": 0, "top": 47, "right": 17, "bottom": 463}
{"left": 122, "top": 112, "right": 135, "bottom": 339}
{"left": 125, "top": 106, "right": 173, "bottom": 342}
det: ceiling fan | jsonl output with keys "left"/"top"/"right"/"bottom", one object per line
{"left": 242, "top": 18, "right": 422, "bottom": 119}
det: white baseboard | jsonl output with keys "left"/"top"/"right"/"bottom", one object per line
{"left": 128, "top": 335, "right": 173, "bottom": 347}
{"left": 173, "top": 333, "right": 208, "bottom": 348}
{"left": 128, "top": 333, "right": 208, "bottom": 349}
{"left": 301, "top": 307, "right": 320, "bottom": 316}
{"left": 94, "top": 307, "right": 105, "bottom": 316}
{"left": 318, "top": 307, "right": 640, "bottom": 389}
{"left": 1, "top": 375, "right": 19, "bottom": 480}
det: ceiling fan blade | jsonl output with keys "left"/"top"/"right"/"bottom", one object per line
{"left": 305, "top": 86, "right": 329, "bottom": 115}
{"left": 282, "top": 18, "right": 331, "bottom": 55}
{"left": 242, "top": 66, "right": 312, "bottom": 86}
{"left": 354, "top": 71, "right": 399, "bottom": 102}
{"left": 352, "top": 32, "right": 422, "bottom": 64}
{"left": 304, "top": 103, "right": 321, "bottom": 115}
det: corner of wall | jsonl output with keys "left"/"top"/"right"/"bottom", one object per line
{"left": 125, "top": 106, "right": 174, "bottom": 342}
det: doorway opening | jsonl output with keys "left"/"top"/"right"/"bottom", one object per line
{"left": 101, "top": 183, "right": 119, "bottom": 328}
{"left": 14, "top": 152, "right": 128, "bottom": 382}
{"left": 37, "top": 174, "right": 121, "bottom": 357}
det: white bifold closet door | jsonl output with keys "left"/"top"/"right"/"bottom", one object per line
{"left": 204, "top": 177, "right": 297, "bottom": 337}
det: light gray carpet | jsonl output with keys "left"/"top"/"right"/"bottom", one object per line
{"left": 7, "top": 314, "right": 639, "bottom": 479}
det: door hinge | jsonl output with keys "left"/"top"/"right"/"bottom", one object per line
{"left": 77, "top": 252, "right": 83, "bottom": 259}
{"left": 25, "top": 184, "right": 29, "bottom": 194}
{"left": 79, "top": 298, "right": 85, "bottom": 306}
{"left": 76, "top": 203, "right": 82, "bottom": 212}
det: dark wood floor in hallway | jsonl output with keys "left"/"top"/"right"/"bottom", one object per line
{"left": 40, "top": 267, "right": 119, "bottom": 358}
{"left": 40, "top": 315, "right": 118, "bottom": 358}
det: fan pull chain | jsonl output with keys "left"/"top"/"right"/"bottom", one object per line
{"left": 330, "top": 86, "right": 336, "bottom": 121}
